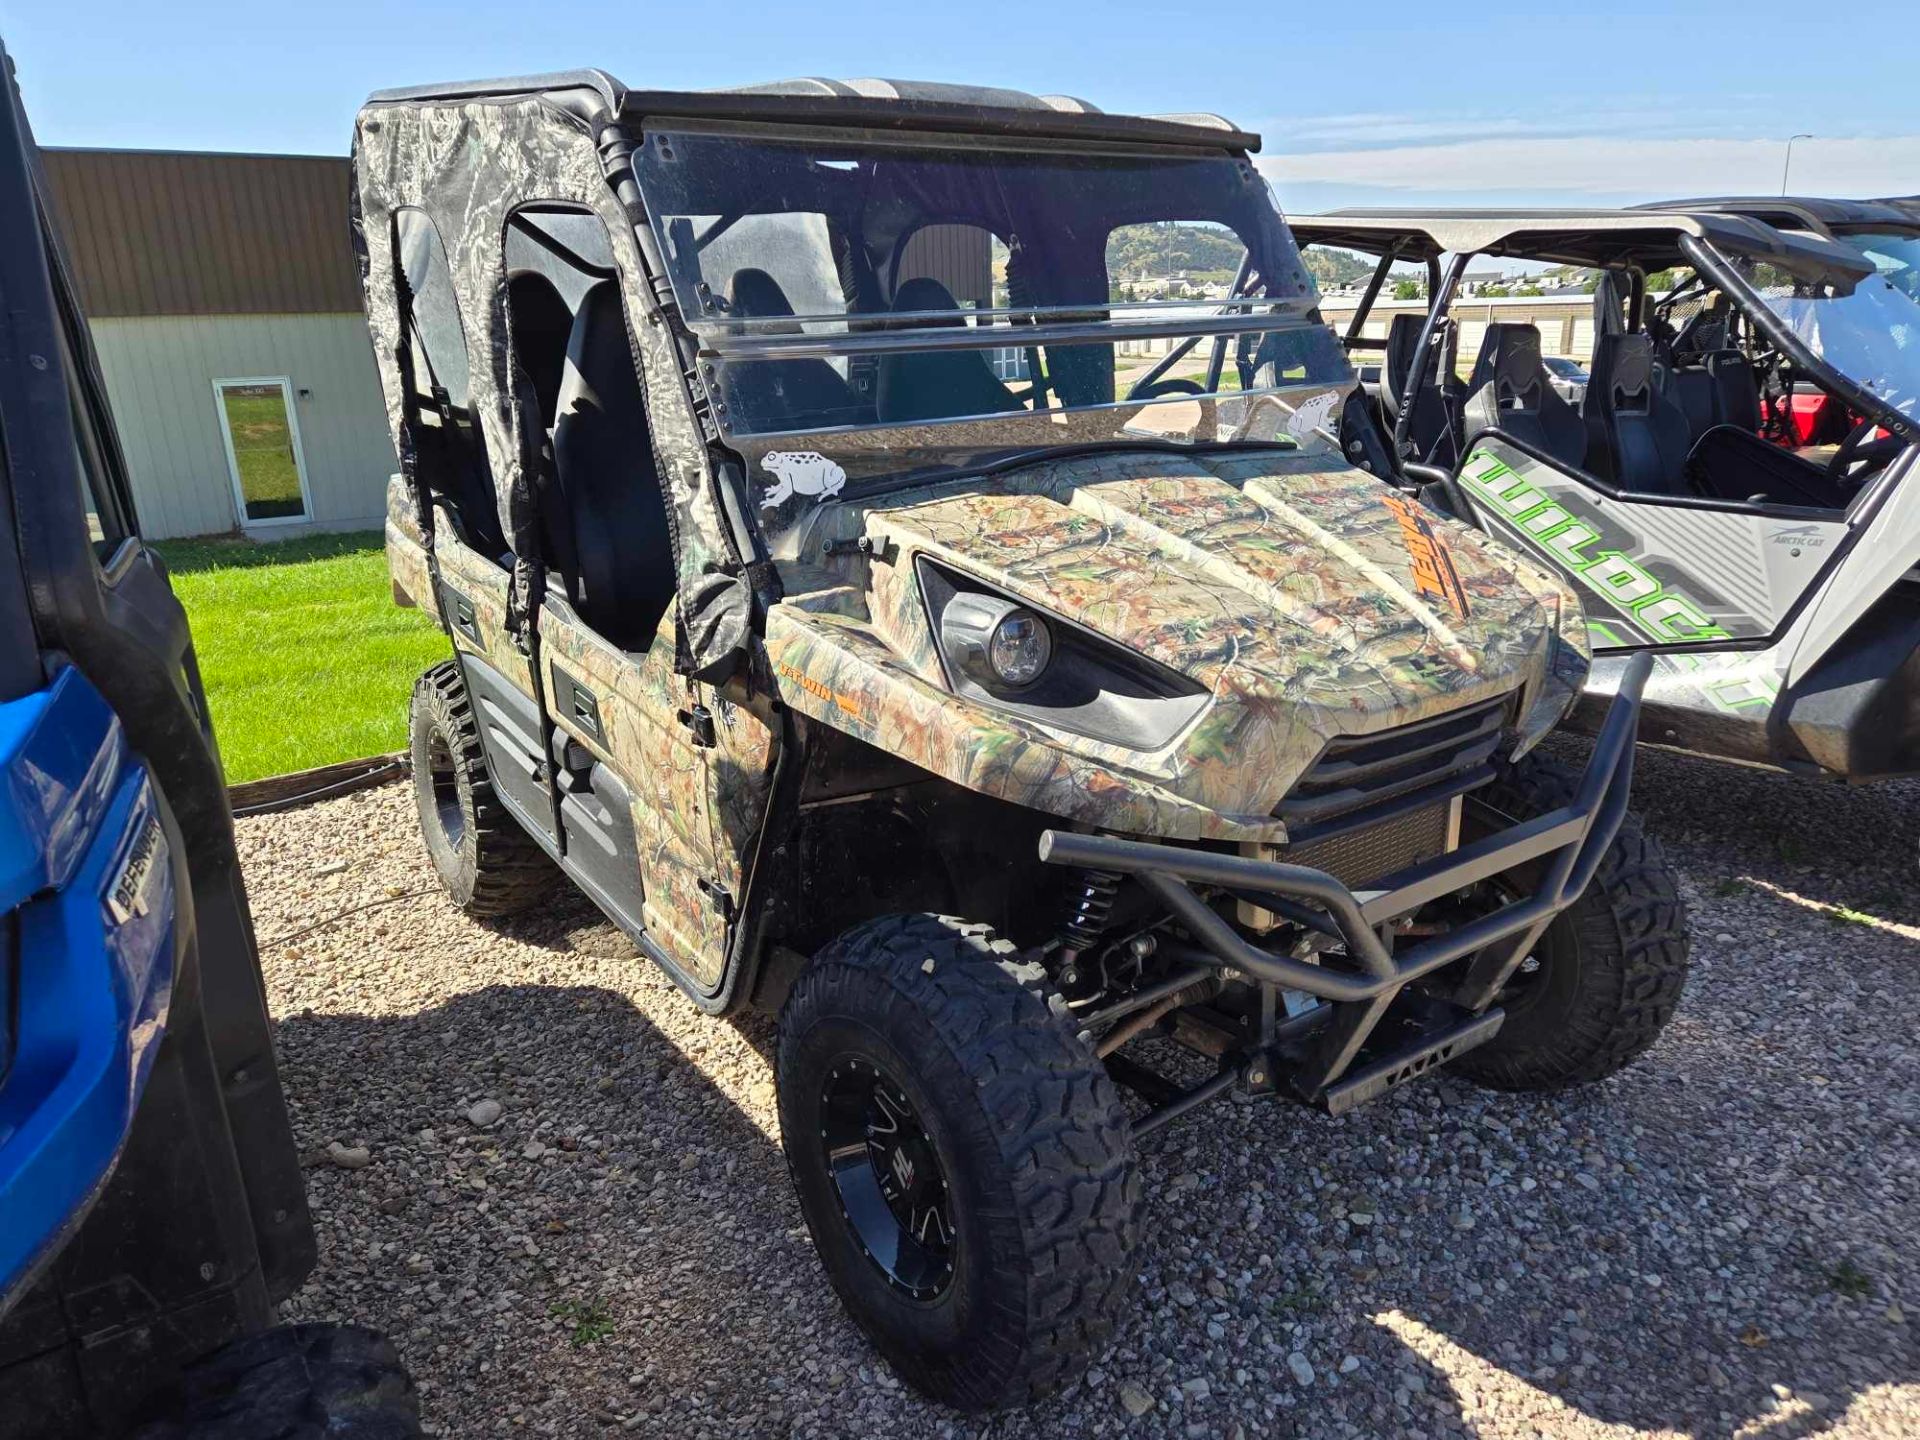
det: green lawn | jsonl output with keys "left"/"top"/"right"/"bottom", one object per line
{"left": 156, "top": 530, "right": 447, "bottom": 784}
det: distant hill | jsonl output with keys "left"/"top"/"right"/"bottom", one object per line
{"left": 1106, "top": 222, "right": 1248, "bottom": 281}
{"left": 1302, "top": 246, "right": 1376, "bottom": 290}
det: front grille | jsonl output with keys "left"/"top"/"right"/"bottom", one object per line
{"left": 1277, "top": 694, "right": 1509, "bottom": 845}
{"left": 1281, "top": 802, "right": 1452, "bottom": 890}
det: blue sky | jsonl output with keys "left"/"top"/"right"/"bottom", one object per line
{"left": 4, "top": 0, "right": 1915, "bottom": 209}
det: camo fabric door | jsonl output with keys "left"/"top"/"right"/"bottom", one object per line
{"left": 538, "top": 603, "right": 744, "bottom": 990}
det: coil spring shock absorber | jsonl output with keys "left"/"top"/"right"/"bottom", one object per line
{"left": 1056, "top": 869, "right": 1121, "bottom": 986}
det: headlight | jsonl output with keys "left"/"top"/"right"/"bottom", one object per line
{"left": 988, "top": 609, "right": 1052, "bottom": 687}
{"left": 920, "top": 561, "right": 1211, "bottom": 750}
{"left": 939, "top": 593, "right": 1054, "bottom": 691}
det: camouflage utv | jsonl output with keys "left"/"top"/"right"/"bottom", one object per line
{"left": 351, "top": 72, "right": 1689, "bottom": 1409}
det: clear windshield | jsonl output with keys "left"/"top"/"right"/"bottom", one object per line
{"left": 1841, "top": 227, "right": 1920, "bottom": 303}
{"left": 1728, "top": 251, "right": 1920, "bottom": 423}
{"left": 631, "top": 125, "right": 1349, "bottom": 443}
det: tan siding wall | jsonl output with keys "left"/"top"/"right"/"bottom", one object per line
{"left": 88, "top": 313, "right": 397, "bottom": 540}
{"left": 1318, "top": 296, "right": 1598, "bottom": 372}
{"left": 42, "top": 150, "right": 361, "bottom": 319}
{"left": 897, "top": 224, "right": 994, "bottom": 306}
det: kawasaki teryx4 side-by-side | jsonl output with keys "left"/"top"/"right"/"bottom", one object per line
{"left": 0, "top": 41, "right": 418, "bottom": 1439}
{"left": 1291, "top": 207, "right": 1920, "bottom": 783}
{"left": 353, "top": 73, "right": 1687, "bottom": 1408}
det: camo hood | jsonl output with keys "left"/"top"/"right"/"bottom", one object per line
{"left": 764, "top": 448, "right": 1588, "bottom": 842}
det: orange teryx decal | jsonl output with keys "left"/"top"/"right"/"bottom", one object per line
{"left": 1380, "top": 494, "right": 1472, "bottom": 621}
{"left": 778, "top": 661, "right": 863, "bottom": 719}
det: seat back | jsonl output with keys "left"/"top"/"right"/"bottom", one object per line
{"left": 1459, "top": 323, "right": 1585, "bottom": 468}
{"left": 876, "top": 278, "right": 1024, "bottom": 423}
{"left": 1584, "top": 332, "right": 1692, "bottom": 493}
{"left": 1380, "top": 313, "right": 1458, "bottom": 463}
{"left": 1704, "top": 349, "right": 1762, "bottom": 433}
{"left": 550, "top": 283, "right": 676, "bottom": 650}
{"left": 724, "top": 268, "right": 860, "bottom": 431}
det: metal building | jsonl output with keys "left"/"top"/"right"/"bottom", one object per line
{"left": 41, "top": 148, "right": 395, "bottom": 540}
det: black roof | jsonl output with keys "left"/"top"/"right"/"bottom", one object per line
{"left": 1638, "top": 195, "right": 1920, "bottom": 237}
{"left": 1288, "top": 207, "right": 1872, "bottom": 281}
{"left": 361, "top": 69, "right": 1261, "bottom": 153}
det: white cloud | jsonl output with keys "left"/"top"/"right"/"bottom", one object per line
{"left": 1260, "top": 134, "right": 1920, "bottom": 203}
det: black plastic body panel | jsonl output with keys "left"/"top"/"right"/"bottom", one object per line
{"left": 458, "top": 652, "right": 557, "bottom": 839}
{"left": 557, "top": 759, "right": 644, "bottom": 932}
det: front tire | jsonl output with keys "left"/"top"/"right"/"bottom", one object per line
{"left": 409, "top": 660, "right": 555, "bottom": 917}
{"left": 1453, "top": 753, "right": 1690, "bottom": 1091}
{"left": 776, "top": 915, "right": 1140, "bottom": 1410}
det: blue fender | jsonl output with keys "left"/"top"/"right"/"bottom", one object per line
{"left": 0, "top": 667, "right": 175, "bottom": 1301}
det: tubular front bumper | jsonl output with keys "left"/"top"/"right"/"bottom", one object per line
{"left": 1038, "top": 652, "right": 1652, "bottom": 1115}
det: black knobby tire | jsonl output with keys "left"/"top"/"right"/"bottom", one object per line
{"left": 409, "top": 660, "right": 554, "bottom": 917}
{"left": 127, "top": 1323, "right": 421, "bottom": 1439}
{"left": 777, "top": 915, "right": 1141, "bottom": 1411}
{"left": 1453, "top": 752, "right": 1690, "bottom": 1091}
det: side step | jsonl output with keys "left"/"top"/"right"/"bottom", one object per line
{"left": 1316, "top": 1008, "right": 1504, "bottom": 1118}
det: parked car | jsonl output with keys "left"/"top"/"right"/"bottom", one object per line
{"left": 354, "top": 73, "right": 1687, "bottom": 1410}
{"left": 1543, "top": 353, "right": 1590, "bottom": 404}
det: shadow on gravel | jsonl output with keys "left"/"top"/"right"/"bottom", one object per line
{"left": 272, "top": 982, "right": 819, "bottom": 1432}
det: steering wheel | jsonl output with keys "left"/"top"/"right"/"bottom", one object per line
{"left": 1827, "top": 414, "right": 1906, "bottom": 486}
{"left": 1126, "top": 377, "right": 1207, "bottom": 403}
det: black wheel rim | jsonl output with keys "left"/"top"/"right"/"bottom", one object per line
{"left": 819, "top": 1056, "right": 955, "bottom": 1300}
{"left": 1490, "top": 900, "right": 1576, "bottom": 1020}
{"left": 425, "top": 728, "right": 465, "bottom": 851}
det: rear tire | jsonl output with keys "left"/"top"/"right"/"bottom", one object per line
{"left": 409, "top": 660, "right": 554, "bottom": 917}
{"left": 776, "top": 914, "right": 1140, "bottom": 1410}
{"left": 1453, "top": 753, "right": 1690, "bottom": 1091}
{"left": 127, "top": 1323, "right": 421, "bottom": 1439}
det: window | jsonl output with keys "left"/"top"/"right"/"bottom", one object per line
{"left": 213, "top": 377, "right": 310, "bottom": 525}
{"left": 393, "top": 208, "right": 502, "bottom": 555}
{"left": 1104, "top": 220, "right": 1248, "bottom": 304}
{"left": 500, "top": 205, "right": 676, "bottom": 649}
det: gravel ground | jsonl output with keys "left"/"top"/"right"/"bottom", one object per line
{"left": 249, "top": 742, "right": 1919, "bottom": 1439}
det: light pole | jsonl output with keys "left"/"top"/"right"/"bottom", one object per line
{"left": 1781, "top": 134, "right": 1813, "bottom": 195}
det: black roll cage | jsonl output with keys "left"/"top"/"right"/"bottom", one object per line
{"left": 1311, "top": 225, "right": 1914, "bottom": 461}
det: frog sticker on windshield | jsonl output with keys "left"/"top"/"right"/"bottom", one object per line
{"left": 761, "top": 451, "right": 847, "bottom": 509}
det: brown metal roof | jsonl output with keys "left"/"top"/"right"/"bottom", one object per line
{"left": 39, "top": 149, "right": 362, "bottom": 318}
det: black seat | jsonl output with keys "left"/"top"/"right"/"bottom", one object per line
{"left": 1659, "top": 348, "right": 1762, "bottom": 448}
{"left": 1583, "top": 332, "right": 1693, "bottom": 493}
{"left": 1459, "top": 323, "right": 1585, "bottom": 468}
{"left": 876, "top": 278, "right": 1024, "bottom": 423}
{"left": 1380, "top": 313, "right": 1458, "bottom": 464}
{"left": 548, "top": 282, "right": 675, "bottom": 651}
{"left": 724, "top": 268, "right": 861, "bottom": 431}
{"left": 1704, "top": 350, "right": 1763, "bottom": 433}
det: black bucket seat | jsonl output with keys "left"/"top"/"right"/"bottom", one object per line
{"left": 547, "top": 282, "right": 676, "bottom": 650}
{"left": 1459, "top": 323, "right": 1585, "bottom": 468}
{"left": 876, "top": 277, "right": 1024, "bottom": 423}
{"left": 724, "top": 268, "right": 859, "bottom": 430}
{"left": 1380, "top": 313, "right": 1459, "bottom": 464}
{"left": 1583, "top": 332, "right": 1692, "bottom": 493}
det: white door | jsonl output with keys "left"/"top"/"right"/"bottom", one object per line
{"left": 212, "top": 377, "right": 313, "bottom": 528}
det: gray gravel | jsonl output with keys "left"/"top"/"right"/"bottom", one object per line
{"left": 250, "top": 741, "right": 1920, "bottom": 1438}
